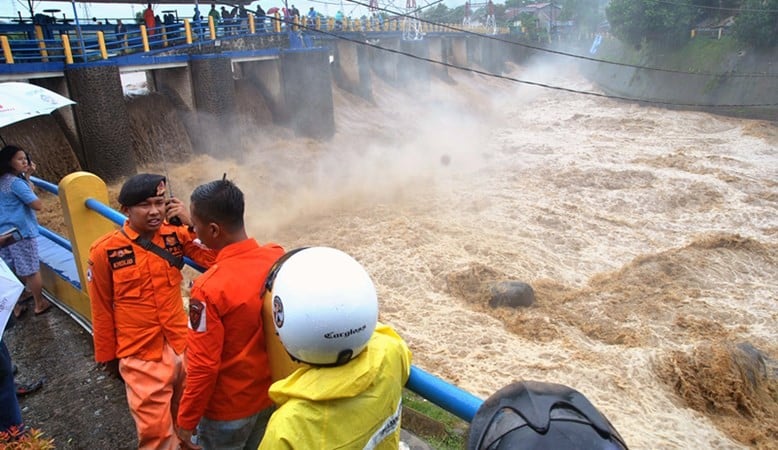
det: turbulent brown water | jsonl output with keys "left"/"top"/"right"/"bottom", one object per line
{"left": 20, "top": 56, "right": 778, "bottom": 448}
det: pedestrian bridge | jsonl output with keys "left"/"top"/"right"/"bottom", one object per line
{"left": 0, "top": 13, "right": 507, "bottom": 80}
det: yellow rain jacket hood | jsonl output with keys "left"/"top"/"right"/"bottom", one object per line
{"left": 259, "top": 324, "right": 412, "bottom": 450}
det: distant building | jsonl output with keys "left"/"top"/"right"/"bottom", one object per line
{"left": 505, "top": 2, "right": 562, "bottom": 32}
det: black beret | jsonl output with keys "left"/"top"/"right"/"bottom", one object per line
{"left": 118, "top": 173, "right": 167, "bottom": 206}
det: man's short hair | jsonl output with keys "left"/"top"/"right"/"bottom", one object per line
{"left": 190, "top": 178, "right": 245, "bottom": 232}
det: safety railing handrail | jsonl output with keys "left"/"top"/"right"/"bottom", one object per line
{"left": 0, "top": 15, "right": 487, "bottom": 66}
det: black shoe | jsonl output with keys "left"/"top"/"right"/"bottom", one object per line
{"left": 15, "top": 379, "right": 43, "bottom": 397}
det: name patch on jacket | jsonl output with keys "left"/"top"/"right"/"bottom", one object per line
{"left": 107, "top": 246, "right": 135, "bottom": 270}
{"left": 163, "top": 233, "right": 184, "bottom": 257}
{"left": 189, "top": 299, "right": 207, "bottom": 332}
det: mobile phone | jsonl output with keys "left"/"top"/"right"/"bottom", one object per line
{"left": 1, "top": 227, "right": 23, "bottom": 246}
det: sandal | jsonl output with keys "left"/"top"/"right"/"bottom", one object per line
{"left": 13, "top": 304, "right": 27, "bottom": 319}
{"left": 15, "top": 379, "right": 43, "bottom": 397}
{"left": 34, "top": 304, "right": 52, "bottom": 315}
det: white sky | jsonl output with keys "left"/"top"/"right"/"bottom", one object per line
{"left": 0, "top": 0, "right": 464, "bottom": 22}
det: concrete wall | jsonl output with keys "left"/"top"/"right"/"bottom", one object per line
{"left": 581, "top": 44, "right": 778, "bottom": 120}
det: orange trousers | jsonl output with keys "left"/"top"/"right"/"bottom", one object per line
{"left": 119, "top": 342, "right": 185, "bottom": 450}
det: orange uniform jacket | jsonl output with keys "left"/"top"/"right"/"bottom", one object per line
{"left": 177, "top": 239, "right": 284, "bottom": 430}
{"left": 88, "top": 222, "right": 216, "bottom": 363}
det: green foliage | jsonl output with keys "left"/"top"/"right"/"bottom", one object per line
{"left": 733, "top": 0, "right": 778, "bottom": 48}
{"left": 403, "top": 389, "right": 468, "bottom": 450}
{"left": 606, "top": 0, "right": 695, "bottom": 48}
{"left": 0, "top": 427, "right": 56, "bottom": 450}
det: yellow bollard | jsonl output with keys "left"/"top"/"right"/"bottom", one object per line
{"left": 61, "top": 34, "right": 73, "bottom": 64}
{"left": 209, "top": 15, "right": 216, "bottom": 39}
{"left": 1, "top": 35, "right": 13, "bottom": 64}
{"left": 34, "top": 25, "right": 49, "bottom": 62}
{"left": 184, "top": 19, "right": 193, "bottom": 44}
{"left": 328, "top": 18, "right": 333, "bottom": 31}
{"left": 140, "top": 25, "right": 150, "bottom": 52}
{"left": 275, "top": 12, "right": 281, "bottom": 32}
{"left": 293, "top": 15, "right": 298, "bottom": 31}
{"left": 58, "top": 172, "right": 118, "bottom": 321}
{"left": 97, "top": 31, "right": 107, "bottom": 59}
{"left": 249, "top": 14, "right": 255, "bottom": 34}
{"left": 162, "top": 25, "right": 168, "bottom": 47}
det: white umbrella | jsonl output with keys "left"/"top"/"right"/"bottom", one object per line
{"left": 0, "top": 258, "right": 24, "bottom": 341}
{"left": 0, "top": 82, "right": 75, "bottom": 129}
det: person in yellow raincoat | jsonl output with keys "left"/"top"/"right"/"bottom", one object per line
{"left": 258, "top": 247, "right": 412, "bottom": 450}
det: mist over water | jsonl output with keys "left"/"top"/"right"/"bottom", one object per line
{"left": 138, "top": 56, "right": 777, "bottom": 448}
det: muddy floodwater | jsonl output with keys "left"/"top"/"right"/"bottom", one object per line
{"left": 8, "top": 57, "right": 778, "bottom": 449}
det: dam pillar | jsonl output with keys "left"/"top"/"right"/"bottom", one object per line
{"left": 466, "top": 36, "right": 482, "bottom": 69}
{"left": 428, "top": 36, "right": 450, "bottom": 80}
{"left": 190, "top": 55, "right": 236, "bottom": 155}
{"left": 399, "top": 39, "right": 431, "bottom": 90}
{"left": 64, "top": 63, "right": 136, "bottom": 183}
{"left": 333, "top": 40, "right": 372, "bottom": 100}
{"left": 482, "top": 37, "right": 506, "bottom": 74}
{"left": 370, "top": 38, "right": 401, "bottom": 84}
{"left": 280, "top": 48, "right": 334, "bottom": 139}
{"left": 451, "top": 36, "right": 468, "bottom": 68}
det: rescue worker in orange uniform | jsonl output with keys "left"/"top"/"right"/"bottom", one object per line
{"left": 87, "top": 173, "right": 216, "bottom": 450}
{"left": 175, "top": 178, "right": 284, "bottom": 449}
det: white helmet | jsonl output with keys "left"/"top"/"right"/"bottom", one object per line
{"left": 266, "top": 247, "right": 379, "bottom": 366}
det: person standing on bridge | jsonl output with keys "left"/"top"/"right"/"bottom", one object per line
{"left": 144, "top": 3, "right": 156, "bottom": 36}
{"left": 175, "top": 178, "right": 284, "bottom": 450}
{"left": 0, "top": 145, "right": 52, "bottom": 318}
{"left": 87, "top": 173, "right": 216, "bottom": 450}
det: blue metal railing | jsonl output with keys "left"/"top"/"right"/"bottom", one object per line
{"left": 29, "top": 175, "right": 485, "bottom": 423}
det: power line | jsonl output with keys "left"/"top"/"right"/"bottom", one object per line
{"left": 345, "top": 0, "right": 778, "bottom": 79}
{"left": 644, "top": 0, "right": 778, "bottom": 14}
{"left": 285, "top": 18, "right": 778, "bottom": 108}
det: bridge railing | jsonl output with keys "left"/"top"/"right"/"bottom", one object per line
{"left": 0, "top": 14, "right": 491, "bottom": 66}
{"left": 31, "top": 171, "right": 484, "bottom": 422}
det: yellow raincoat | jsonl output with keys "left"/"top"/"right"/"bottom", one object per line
{"left": 258, "top": 324, "right": 412, "bottom": 450}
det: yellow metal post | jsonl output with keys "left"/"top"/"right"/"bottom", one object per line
{"left": 58, "top": 172, "right": 119, "bottom": 320}
{"left": 274, "top": 12, "right": 281, "bottom": 32}
{"left": 97, "top": 31, "right": 107, "bottom": 59}
{"left": 249, "top": 14, "right": 255, "bottom": 34}
{"left": 61, "top": 34, "right": 73, "bottom": 64}
{"left": 184, "top": 19, "right": 193, "bottom": 44}
{"left": 162, "top": 25, "right": 168, "bottom": 47}
{"left": 140, "top": 25, "right": 150, "bottom": 52}
{"left": 34, "top": 25, "right": 49, "bottom": 62}
{"left": 208, "top": 16, "right": 216, "bottom": 39}
{"left": 1, "top": 36, "right": 13, "bottom": 64}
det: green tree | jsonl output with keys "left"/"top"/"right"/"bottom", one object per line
{"left": 421, "top": 4, "right": 453, "bottom": 24}
{"left": 733, "top": 0, "right": 778, "bottom": 47}
{"left": 606, "top": 0, "right": 695, "bottom": 48}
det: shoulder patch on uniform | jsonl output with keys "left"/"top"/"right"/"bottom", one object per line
{"left": 107, "top": 245, "right": 135, "bottom": 270}
{"left": 189, "top": 298, "right": 207, "bottom": 332}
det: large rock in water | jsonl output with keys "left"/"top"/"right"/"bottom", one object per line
{"left": 489, "top": 281, "right": 535, "bottom": 308}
